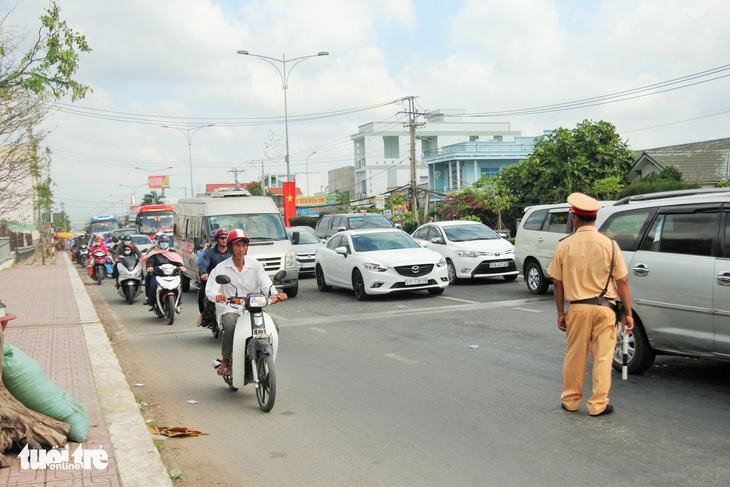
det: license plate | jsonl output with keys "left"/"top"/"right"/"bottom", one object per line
{"left": 489, "top": 261, "right": 509, "bottom": 268}
{"left": 301, "top": 262, "right": 315, "bottom": 269}
{"left": 405, "top": 277, "right": 428, "bottom": 286}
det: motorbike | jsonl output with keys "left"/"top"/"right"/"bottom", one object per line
{"left": 198, "top": 280, "right": 219, "bottom": 338}
{"left": 76, "top": 245, "right": 89, "bottom": 266}
{"left": 116, "top": 252, "right": 143, "bottom": 305}
{"left": 212, "top": 270, "right": 285, "bottom": 412}
{"left": 89, "top": 249, "right": 110, "bottom": 285}
{"left": 150, "top": 263, "right": 182, "bottom": 326}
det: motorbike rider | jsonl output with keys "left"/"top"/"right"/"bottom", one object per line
{"left": 141, "top": 234, "right": 185, "bottom": 313}
{"left": 112, "top": 235, "right": 141, "bottom": 288}
{"left": 86, "top": 236, "right": 109, "bottom": 267}
{"left": 206, "top": 229, "right": 287, "bottom": 376}
{"left": 196, "top": 228, "right": 230, "bottom": 325}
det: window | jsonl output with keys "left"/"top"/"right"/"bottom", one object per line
{"left": 639, "top": 210, "right": 719, "bottom": 256}
{"left": 384, "top": 136, "right": 399, "bottom": 159}
{"left": 479, "top": 166, "right": 500, "bottom": 178}
{"left": 546, "top": 211, "right": 570, "bottom": 233}
{"left": 601, "top": 209, "right": 655, "bottom": 251}
{"left": 522, "top": 209, "right": 548, "bottom": 231}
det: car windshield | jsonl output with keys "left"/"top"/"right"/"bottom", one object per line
{"left": 291, "top": 229, "right": 319, "bottom": 244}
{"left": 352, "top": 232, "right": 420, "bottom": 252}
{"left": 444, "top": 224, "right": 500, "bottom": 242}
{"left": 347, "top": 216, "right": 392, "bottom": 230}
{"left": 207, "top": 214, "right": 287, "bottom": 240}
{"left": 131, "top": 236, "right": 152, "bottom": 245}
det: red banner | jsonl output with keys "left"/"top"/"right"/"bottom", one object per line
{"left": 283, "top": 181, "right": 296, "bottom": 227}
{"left": 148, "top": 175, "right": 170, "bottom": 189}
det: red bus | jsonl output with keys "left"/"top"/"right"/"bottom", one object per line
{"left": 135, "top": 204, "right": 174, "bottom": 240}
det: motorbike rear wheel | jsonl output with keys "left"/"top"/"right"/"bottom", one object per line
{"left": 96, "top": 266, "right": 104, "bottom": 285}
{"left": 255, "top": 354, "right": 276, "bottom": 412}
{"left": 165, "top": 294, "right": 175, "bottom": 326}
{"left": 125, "top": 285, "right": 134, "bottom": 305}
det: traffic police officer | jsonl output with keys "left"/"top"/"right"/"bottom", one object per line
{"left": 547, "top": 192, "right": 634, "bottom": 416}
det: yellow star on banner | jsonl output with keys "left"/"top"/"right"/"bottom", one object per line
{"left": 286, "top": 194, "right": 293, "bottom": 202}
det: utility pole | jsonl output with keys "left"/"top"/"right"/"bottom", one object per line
{"left": 401, "top": 96, "right": 427, "bottom": 224}
{"left": 229, "top": 167, "right": 245, "bottom": 189}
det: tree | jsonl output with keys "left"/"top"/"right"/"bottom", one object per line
{"left": 0, "top": 1, "right": 91, "bottom": 218}
{"left": 141, "top": 191, "right": 163, "bottom": 205}
{"left": 500, "top": 120, "right": 634, "bottom": 206}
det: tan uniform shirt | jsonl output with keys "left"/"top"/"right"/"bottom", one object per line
{"left": 547, "top": 226, "right": 628, "bottom": 302}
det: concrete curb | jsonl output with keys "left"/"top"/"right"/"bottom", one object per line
{"left": 64, "top": 253, "right": 173, "bottom": 486}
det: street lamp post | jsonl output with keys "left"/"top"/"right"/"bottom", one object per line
{"left": 118, "top": 183, "right": 146, "bottom": 206}
{"left": 305, "top": 150, "right": 317, "bottom": 197}
{"left": 236, "top": 49, "right": 328, "bottom": 182}
{"left": 135, "top": 165, "right": 173, "bottom": 200}
{"left": 161, "top": 124, "right": 214, "bottom": 197}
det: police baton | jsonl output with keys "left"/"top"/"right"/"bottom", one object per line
{"left": 617, "top": 302, "right": 628, "bottom": 380}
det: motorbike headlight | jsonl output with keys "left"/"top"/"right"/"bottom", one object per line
{"left": 248, "top": 295, "right": 268, "bottom": 308}
{"left": 285, "top": 249, "right": 297, "bottom": 269}
{"left": 436, "top": 257, "right": 446, "bottom": 267}
{"left": 363, "top": 262, "right": 389, "bottom": 272}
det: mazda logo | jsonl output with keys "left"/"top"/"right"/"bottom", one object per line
{"left": 411, "top": 266, "right": 420, "bottom": 274}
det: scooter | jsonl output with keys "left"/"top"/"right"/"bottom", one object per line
{"left": 212, "top": 270, "right": 285, "bottom": 412}
{"left": 89, "top": 249, "right": 110, "bottom": 285}
{"left": 197, "top": 279, "right": 219, "bottom": 338}
{"left": 116, "top": 251, "right": 143, "bottom": 305}
{"left": 76, "top": 244, "right": 89, "bottom": 266}
{"left": 150, "top": 263, "right": 182, "bottom": 326}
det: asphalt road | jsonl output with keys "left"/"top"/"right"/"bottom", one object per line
{"left": 81, "top": 268, "right": 730, "bottom": 487}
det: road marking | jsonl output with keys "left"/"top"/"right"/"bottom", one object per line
{"left": 438, "top": 296, "right": 480, "bottom": 304}
{"left": 513, "top": 307, "right": 542, "bottom": 313}
{"left": 385, "top": 353, "right": 418, "bottom": 365}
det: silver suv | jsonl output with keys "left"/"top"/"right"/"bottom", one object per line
{"left": 519, "top": 189, "right": 730, "bottom": 374}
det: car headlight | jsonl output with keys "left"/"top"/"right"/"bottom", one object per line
{"left": 363, "top": 262, "right": 389, "bottom": 272}
{"left": 436, "top": 257, "right": 446, "bottom": 267}
{"left": 456, "top": 250, "right": 482, "bottom": 258}
{"left": 285, "top": 249, "right": 297, "bottom": 269}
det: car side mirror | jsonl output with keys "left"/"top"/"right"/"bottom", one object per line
{"left": 430, "top": 237, "right": 443, "bottom": 244}
{"left": 394, "top": 223, "right": 402, "bottom": 229}
{"left": 335, "top": 246, "right": 348, "bottom": 256}
{"left": 193, "top": 236, "right": 203, "bottom": 251}
{"left": 291, "top": 231, "right": 300, "bottom": 245}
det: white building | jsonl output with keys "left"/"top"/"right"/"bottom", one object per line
{"left": 349, "top": 109, "right": 523, "bottom": 200}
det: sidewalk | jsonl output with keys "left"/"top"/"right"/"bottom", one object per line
{"left": 0, "top": 252, "right": 172, "bottom": 486}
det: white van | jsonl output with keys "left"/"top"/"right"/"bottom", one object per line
{"left": 174, "top": 190, "right": 299, "bottom": 297}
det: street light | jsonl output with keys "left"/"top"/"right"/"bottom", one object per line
{"left": 237, "top": 49, "right": 328, "bottom": 182}
{"left": 305, "top": 150, "right": 317, "bottom": 197}
{"left": 161, "top": 124, "right": 214, "bottom": 197}
{"left": 135, "top": 165, "right": 173, "bottom": 200}
{"left": 118, "top": 183, "right": 146, "bottom": 206}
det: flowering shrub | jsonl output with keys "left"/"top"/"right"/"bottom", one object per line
{"left": 434, "top": 189, "right": 496, "bottom": 226}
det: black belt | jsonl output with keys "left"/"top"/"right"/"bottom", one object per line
{"left": 570, "top": 297, "right": 618, "bottom": 313}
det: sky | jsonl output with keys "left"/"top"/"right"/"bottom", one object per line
{"left": 2, "top": 0, "right": 730, "bottom": 228}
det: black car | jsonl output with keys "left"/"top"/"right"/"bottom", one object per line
{"left": 314, "top": 213, "right": 395, "bottom": 241}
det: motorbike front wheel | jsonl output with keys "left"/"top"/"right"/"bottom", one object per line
{"left": 255, "top": 354, "right": 276, "bottom": 412}
{"left": 165, "top": 294, "right": 175, "bottom": 326}
{"left": 96, "top": 266, "right": 104, "bottom": 285}
{"left": 125, "top": 285, "right": 134, "bottom": 305}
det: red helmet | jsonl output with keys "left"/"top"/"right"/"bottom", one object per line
{"left": 213, "top": 228, "right": 229, "bottom": 240}
{"left": 226, "top": 229, "right": 249, "bottom": 246}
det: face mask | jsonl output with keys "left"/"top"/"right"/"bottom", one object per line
{"left": 123, "top": 249, "right": 132, "bottom": 255}
{"left": 159, "top": 242, "right": 169, "bottom": 250}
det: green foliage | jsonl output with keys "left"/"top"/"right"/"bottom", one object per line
{"left": 141, "top": 191, "right": 163, "bottom": 205}
{"left": 457, "top": 214, "right": 482, "bottom": 222}
{"left": 247, "top": 181, "right": 263, "bottom": 196}
{"left": 500, "top": 120, "right": 634, "bottom": 206}
{"left": 288, "top": 216, "right": 317, "bottom": 228}
{"left": 619, "top": 179, "right": 698, "bottom": 197}
{"left": 592, "top": 177, "right": 624, "bottom": 200}
{"left": 433, "top": 188, "right": 497, "bottom": 227}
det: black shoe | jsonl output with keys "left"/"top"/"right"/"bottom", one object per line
{"left": 561, "top": 403, "right": 577, "bottom": 413}
{"left": 591, "top": 404, "right": 614, "bottom": 417}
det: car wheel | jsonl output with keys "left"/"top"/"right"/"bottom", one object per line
{"left": 446, "top": 259, "right": 457, "bottom": 284}
{"left": 525, "top": 261, "right": 549, "bottom": 295}
{"left": 352, "top": 269, "right": 370, "bottom": 301}
{"left": 315, "top": 265, "right": 331, "bottom": 292}
{"left": 612, "top": 315, "right": 656, "bottom": 375}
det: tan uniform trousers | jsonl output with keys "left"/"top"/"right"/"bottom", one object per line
{"left": 561, "top": 304, "right": 616, "bottom": 415}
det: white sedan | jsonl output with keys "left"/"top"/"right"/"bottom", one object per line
{"left": 314, "top": 228, "right": 449, "bottom": 300}
{"left": 411, "top": 221, "right": 518, "bottom": 284}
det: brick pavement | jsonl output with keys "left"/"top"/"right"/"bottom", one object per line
{"left": 0, "top": 253, "right": 171, "bottom": 486}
